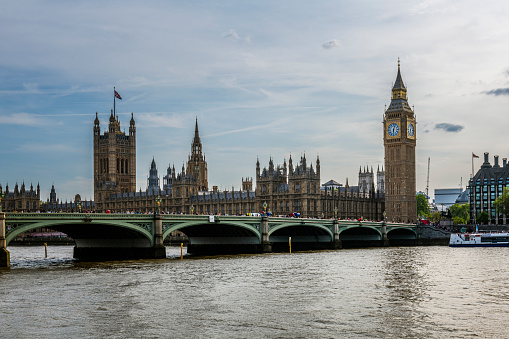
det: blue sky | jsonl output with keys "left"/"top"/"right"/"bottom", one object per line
{"left": 1, "top": 0, "right": 509, "bottom": 202}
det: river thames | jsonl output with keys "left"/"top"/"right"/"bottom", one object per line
{"left": 1, "top": 245, "right": 508, "bottom": 338}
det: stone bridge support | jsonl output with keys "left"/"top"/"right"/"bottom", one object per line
{"left": 333, "top": 219, "right": 342, "bottom": 249}
{"left": 261, "top": 215, "right": 272, "bottom": 253}
{"left": 381, "top": 220, "right": 390, "bottom": 246}
{"left": 0, "top": 213, "right": 9, "bottom": 267}
{"left": 153, "top": 214, "right": 166, "bottom": 258}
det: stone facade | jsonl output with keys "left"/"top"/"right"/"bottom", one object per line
{"left": 255, "top": 154, "right": 322, "bottom": 218}
{"left": 93, "top": 110, "right": 136, "bottom": 212}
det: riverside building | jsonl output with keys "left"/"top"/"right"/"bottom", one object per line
{"left": 468, "top": 152, "right": 509, "bottom": 224}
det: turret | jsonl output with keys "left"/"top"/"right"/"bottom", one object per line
{"left": 94, "top": 112, "right": 100, "bottom": 136}
{"left": 256, "top": 157, "right": 260, "bottom": 178}
{"left": 109, "top": 109, "right": 116, "bottom": 133}
{"left": 316, "top": 155, "right": 320, "bottom": 176}
{"left": 129, "top": 113, "right": 136, "bottom": 136}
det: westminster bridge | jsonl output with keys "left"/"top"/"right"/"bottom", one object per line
{"left": 0, "top": 212, "right": 437, "bottom": 267}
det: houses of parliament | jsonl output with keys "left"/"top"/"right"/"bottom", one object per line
{"left": 2, "top": 62, "right": 416, "bottom": 223}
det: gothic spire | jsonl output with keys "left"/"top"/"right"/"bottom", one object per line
{"left": 393, "top": 57, "right": 406, "bottom": 90}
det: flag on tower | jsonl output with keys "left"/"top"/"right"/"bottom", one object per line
{"left": 472, "top": 153, "right": 479, "bottom": 158}
{"left": 114, "top": 90, "right": 122, "bottom": 100}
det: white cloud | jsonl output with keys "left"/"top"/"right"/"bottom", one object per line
{"left": 322, "top": 39, "right": 340, "bottom": 49}
{"left": 1, "top": 113, "right": 49, "bottom": 126}
{"left": 223, "top": 29, "right": 241, "bottom": 41}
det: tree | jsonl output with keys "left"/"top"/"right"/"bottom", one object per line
{"left": 453, "top": 216, "right": 466, "bottom": 225}
{"left": 477, "top": 211, "right": 489, "bottom": 224}
{"left": 416, "top": 193, "right": 430, "bottom": 218}
{"left": 493, "top": 187, "right": 509, "bottom": 215}
{"left": 449, "top": 203, "right": 469, "bottom": 223}
{"left": 429, "top": 211, "right": 442, "bottom": 223}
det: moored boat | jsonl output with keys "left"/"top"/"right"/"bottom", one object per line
{"left": 449, "top": 232, "right": 509, "bottom": 247}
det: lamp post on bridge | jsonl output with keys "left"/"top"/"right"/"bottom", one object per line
{"left": 190, "top": 205, "right": 194, "bottom": 215}
{"left": 156, "top": 196, "right": 161, "bottom": 214}
{"left": 334, "top": 207, "right": 338, "bottom": 220}
{"left": 263, "top": 201, "right": 267, "bottom": 215}
{"left": 77, "top": 200, "right": 82, "bottom": 213}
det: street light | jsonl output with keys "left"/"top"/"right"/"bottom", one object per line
{"left": 156, "top": 196, "right": 161, "bottom": 214}
{"left": 263, "top": 201, "right": 267, "bottom": 214}
{"left": 190, "top": 205, "right": 194, "bottom": 215}
{"left": 78, "top": 200, "right": 82, "bottom": 213}
{"left": 334, "top": 207, "right": 338, "bottom": 220}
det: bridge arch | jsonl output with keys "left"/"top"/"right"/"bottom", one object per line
{"left": 162, "top": 218, "right": 261, "bottom": 245}
{"left": 5, "top": 216, "right": 153, "bottom": 247}
{"left": 387, "top": 227, "right": 417, "bottom": 240}
{"left": 268, "top": 222, "right": 334, "bottom": 245}
{"left": 339, "top": 226, "right": 382, "bottom": 241}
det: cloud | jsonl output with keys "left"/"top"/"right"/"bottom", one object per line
{"left": 17, "top": 142, "right": 76, "bottom": 153}
{"left": 224, "top": 29, "right": 240, "bottom": 40}
{"left": 409, "top": 0, "right": 456, "bottom": 15}
{"left": 1, "top": 113, "right": 49, "bottom": 126}
{"left": 222, "top": 29, "right": 251, "bottom": 43}
{"left": 136, "top": 113, "right": 187, "bottom": 128}
{"left": 322, "top": 39, "right": 340, "bottom": 49}
{"left": 485, "top": 88, "right": 509, "bottom": 96}
{"left": 434, "top": 123, "right": 464, "bottom": 133}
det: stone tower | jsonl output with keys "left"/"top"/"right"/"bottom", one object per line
{"left": 383, "top": 60, "right": 417, "bottom": 223}
{"left": 93, "top": 111, "right": 136, "bottom": 212}
{"left": 186, "top": 118, "right": 208, "bottom": 191}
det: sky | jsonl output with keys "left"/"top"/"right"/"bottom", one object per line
{"left": 1, "top": 0, "right": 509, "bottom": 202}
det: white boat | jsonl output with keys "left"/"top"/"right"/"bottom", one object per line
{"left": 449, "top": 233, "right": 509, "bottom": 247}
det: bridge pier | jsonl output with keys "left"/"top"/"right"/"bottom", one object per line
{"left": 381, "top": 220, "right": 390, "bottom": 247}
{"left": 333, "top": 219, "right": 342, "bottom": 249}
{"left": 261, "top": 215, "right": 272, "bottom": 253}
{"left": 0, "top": 213, "right": 10, "bottom": 267}
{"left": 153, "top": 214, "right": 167, "bottom": 258}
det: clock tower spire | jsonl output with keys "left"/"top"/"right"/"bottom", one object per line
{"left": 383, "top": 60, "right": 417, "bottom": 223}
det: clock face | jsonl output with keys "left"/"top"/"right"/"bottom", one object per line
{"left": 407, "top": 123, "right": 415, "bottom": 137}
{"left": 388, "top": 123, "right": 400, "bottom": 137}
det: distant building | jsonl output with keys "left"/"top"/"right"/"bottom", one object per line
{"left": 434, "top": 188, "right": 463, "bottom": 211}
{"left": 0, "top": 182, "right": 40, "bottom": 212}
{"left": 468, "top": 152, "right": 509, "bottom": 224}
{"left": 358, "top": 166, "right": 385, "bottom": 195}
{"left": 147, "top": 158, "right": 160, "bottom": 196}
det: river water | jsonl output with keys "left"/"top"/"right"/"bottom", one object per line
{"left": 1, "top": 245, "right": 508, "bottom": 338}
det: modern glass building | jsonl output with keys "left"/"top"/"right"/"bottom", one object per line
{"left": 468, "top": 152, "right": 509, "bottom": 224}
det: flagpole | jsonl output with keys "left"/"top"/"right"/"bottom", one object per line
{"left": 114, "top": 86, "right": 116, "bottom": 116}
{"left": 471, "top": 154, "right": 473, "bottom": 179}
{"left": 472, "top": 153, "right": 474, "bottom": 179}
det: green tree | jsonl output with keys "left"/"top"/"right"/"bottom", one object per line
{"left": 416, "top": 193, "right": 430, "bottom": 218}
{"left": 493, "top": 187, "right": 509, "bottom": 215}
{"left": 477, "top": 211, "right": 489, "bottom": 224}
{"left": 429, "top": 211, "right": 442, "bottom": 223}
{"left": 453, "top": 216, "right": 466, "bottom": 225}
{"left": 449, "top": 203, "right": 469, "bottom": 223}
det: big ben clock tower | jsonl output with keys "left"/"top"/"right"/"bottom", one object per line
{"left": 383, "top": 60, "right": 417, "bottom": 223}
